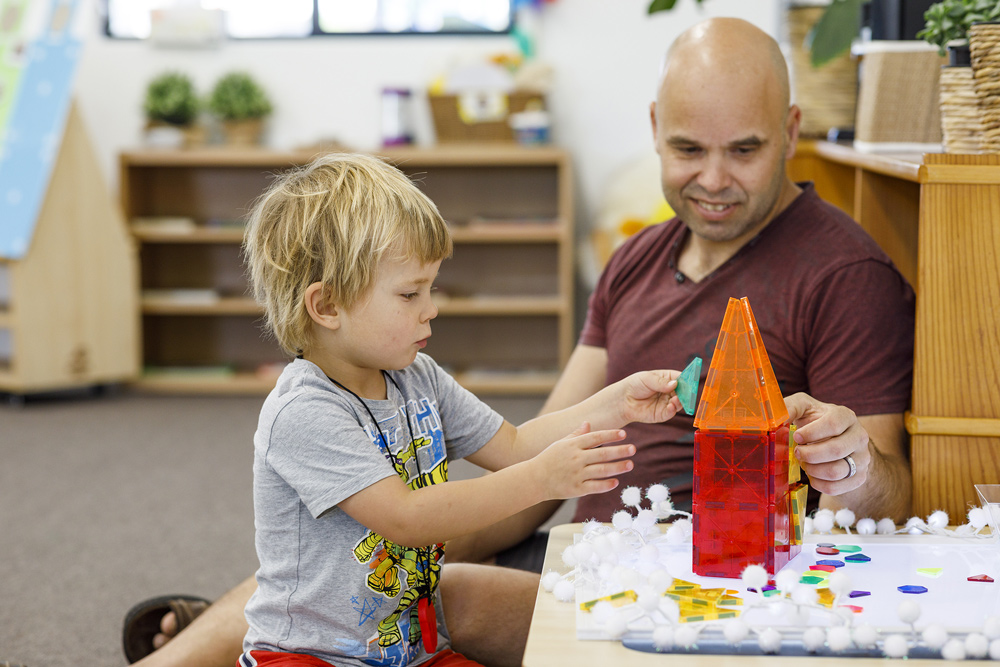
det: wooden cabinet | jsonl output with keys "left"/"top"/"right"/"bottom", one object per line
{"left": 119, "top": 145, "right": 574, "bottom": 396}
{"left": 789, "top": 141, "right": 1000, "bottom": 519}
{"left": 0, "top": 105, "right": 138, "bottom": 395}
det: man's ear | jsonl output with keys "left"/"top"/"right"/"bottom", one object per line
{"left": 649, "top": 101, "right": 659, "bottom": 144}
{"left": 304, "top": 282, "right": 341, "bottom": 331}
{"left": 784, "top": 104, "right": 802, "bottom": 160}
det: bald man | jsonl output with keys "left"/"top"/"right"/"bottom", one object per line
{"left": 125, "top": 17, "right": 914, "bottom": 667}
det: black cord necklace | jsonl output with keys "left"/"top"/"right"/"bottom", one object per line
{"left": 326, "top": 370, "right": 439, "bottom": 654}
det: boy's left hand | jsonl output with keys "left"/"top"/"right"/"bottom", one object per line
{"left": 618, "top": 370, "right": 683, "bottom": 425}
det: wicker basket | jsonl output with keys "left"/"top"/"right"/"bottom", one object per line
{"left": 429, "top": 91, "right": 545, "bottom": 143}
{"left": 969, "top": 22, "right": 1000, "bottom": 152}
{"left": 785, "top": 5, "right": 858, "bottom": 138}
{"left": 938, "top": 66, "right": 984, "bottom": 153}
{"left": 854, "top": 43, "right": 944, "bottom": 147}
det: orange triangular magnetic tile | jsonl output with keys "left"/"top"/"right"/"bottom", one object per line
{"left": 694, "top": 297, "right": 788, "bottom": 431}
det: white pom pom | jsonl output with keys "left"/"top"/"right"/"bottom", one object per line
{"left": 646, "top": 484, "right": 669, "bottom": 503}
{"left": 852, "top": 624, "right": 878, "bottom": 649}
{"left": 897, "top": 599, "right": 921, "bottom": 625}
{"left": 723, "top": 619, "right": 749, "bottom": 644}
{"left": 876, "top": 517, "right": 896, "bottom": 534}
{"left": 803, "top": 626, "right": 826, "bottom": 652}
{"left": 905, "top": 516, "right": 925, "bottom": 534}
{"left": 621, "top": 486, "right": 642, "bottom": 508}
{"left": 655, "top": 499, "right": 675, "bottom": 518}
{"left": 673, "top": 518, "right": 692, "bottom": 533}
{"left": 612, "top": 510, "right": 633, "bottom": 530}
{"left": 835, "top": 508, "right": 856, "bottom": 529}
{"left": 541, "top": 570, "right": 561, "bottom": 592}
{"left": 658, "top": 597, "right": 680, "bottom": 623}
{"left": 638, "top": 543, "right": 659, "bottom": 563}
{"left": 856, "top": 517, "right": 877, "bottom": 535}
{"left": 926, "top": 510, "right": 949, "bottom": 529}
{"left": 648, "top": 569, "right": 673, "bottom": 595}
{"left": 652, "top": 624, "right": 674, "bottom": 650}
{"left": 575, "top": 541, "right": 595, "bottom": 564}
{"left": 827, "top": 570, "right": 852, "bottom": 597}
{"left": 803, "top": 516, "right": 814, "bottom": 535}
{"left": 882, "top": 634, "right": 909, "bottom": 658}
{"left": 758, "top": 627, "right": 782, "bottom": 654}
{"left": 607, "top": 530, "right": 627, "bottom": 553}
{"left": 634, "top": 509, "right": 657, "bottom": 531}
{"left": 989, "top": 638, "right": 1000, "bottom": 660}
{"left": 791, "top": 586, "right": 818, "bottom": 606}
{"left": 637, "top": 591, "right": 660, "bottom": 613}
{"left": 561, "top": 545, "right": 578, "bottom": 567}
{"left": 965, "top": 632, "right": 989, "bottom": 658}
{"left": 581, "top": 519, "right": 603, "bottom": 534}
{"left": 921, "top": 624, "right": 949, "bottom": 649}
{"left": 553, "top": 579, "right": 575, "bottom": 602}
{"left": 590, "top": 600, "right": 615, "bottom": 624}
{"left": 616, "top": 567, "right": 641, "bottom": 591}
{"left": 604, "top": 613, "right": 628, "bottom": 638}
{"left": 968, "top": 507, "right": 989, "bottom": 529}
{"left": 813, "top": 509, "right": 835, "bottom": 533}
{"left": 593, "top": 534, "right": 613, "bottom": 558}
{"left": 597, "top": 562, "right": 615, "bottom": 580}
{"left": 827, "top": 626, "right": 853, "bottom": 653}
{"left": 941, "top": 638, "right": 966, "bottom": 661}
{"left": 775, "top": 568, "right": 799, "bottom": 593}
{"left": 674, "top": 625, "right": 699, "bottom": 648}
{"left": 665, "top": 523, "right": 687, "bottom": 544}
{"left": 742, "top": 564, "right": 769, "bottom": 590}
{"left": 983, "top": 615, "right": 1000, "bottom": 640}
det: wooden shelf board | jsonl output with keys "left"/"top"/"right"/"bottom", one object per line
{"left": 133, "top": 227, "right": 246, "bottom": 243}
{"left": 141, "top": 296, "right": 262, "bottom": 315}
{"left": 450, "top": 223, "right": 566, "bottom": 243}
{"left": 133, "top": 368, "right": 558, "bottom": 396}
{"left": 807, "top": 140, "right": 923, "bottom": 182}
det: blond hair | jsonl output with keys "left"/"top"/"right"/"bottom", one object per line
{"left": 243, "top": 152, "right": 452, "bottom": 356}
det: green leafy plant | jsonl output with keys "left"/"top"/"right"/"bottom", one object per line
{"left": 144, "top": 72, "right": 199, "bottom": 126}
{"left": 208, "top": 72, "right": 273, "bottom": 121}
{"left": 647, "top": 0, "right": 863, "bottom": 68}
{"left": 917, "top": 0, "right": 1000, "bottom": 55}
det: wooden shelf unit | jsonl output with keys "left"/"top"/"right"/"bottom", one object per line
{"left": 789, "top": 141, "right": 1000, "bottom": 519}
{"left": 119, "top": 145, "right": 574, "bottom": 397}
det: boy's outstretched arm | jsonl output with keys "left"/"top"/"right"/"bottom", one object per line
{"left": 337, "top": 423, "right": 632, "bottom": 547}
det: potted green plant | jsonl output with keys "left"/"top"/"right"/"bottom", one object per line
{"left": 917, "top": 0, "right": 1000, "bottom": 65}
{"left": 208, "top": 72, "right": 273, "bottom": 146}
{"left": 143, "top": 71, "right": 204, "bottom": 148}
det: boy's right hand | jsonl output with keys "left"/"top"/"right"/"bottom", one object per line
{"left": 533, "top": 422, "right": 635, "bottom": 500}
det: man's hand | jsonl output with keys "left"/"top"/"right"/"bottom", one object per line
{"left": 785, "top": 392, "right": 871, "bottom": 495}
{"left": 618, "top": 370, "right": 684, "bottom": 425}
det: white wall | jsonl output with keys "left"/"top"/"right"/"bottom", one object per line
{"left": 74, "top": 0, "right": 780, "bottom": 238}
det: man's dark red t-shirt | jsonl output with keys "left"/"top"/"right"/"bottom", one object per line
{"left": 574, "top": 183, "right": 915, "bottom": 522}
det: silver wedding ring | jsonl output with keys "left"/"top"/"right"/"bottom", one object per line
{"left": 843, "top": 454, "right": 857, "bottom": 480}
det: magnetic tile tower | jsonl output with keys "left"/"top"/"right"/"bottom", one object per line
{"left": 692, "top": 297, "right": 807, "bottom": 578}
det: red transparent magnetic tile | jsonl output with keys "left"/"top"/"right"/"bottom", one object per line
{"left": 897, "top": 585, "right": 928, "bottom": 594}
{"left": 815, "top": 546, "right": 840, "bottom": 555}
{"left": 968, "top": 574, "right": 995, "bottom": 582}
{"left": 849, "top": 590, "right": 871, "bottom": 598}
{"left": 844, "top": 553, "right": 871, "bottom": 563}
{"left": 838, "top": 605, "right": 864, "bottom": 614}
{"left": 809, "top": 564, "right": 837, "bottom": 572}
{"left": 815, "top": 559, "right": 845, "bottom": 568}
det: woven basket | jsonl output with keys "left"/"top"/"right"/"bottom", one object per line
{"left": 785, "top": 5, "right": 858, "bottom": 138}
{"left": 429, "top": 92, "right": 545, "bottom": 143}
{"left": 969, "top": 22, "right": 1000, "bottom": 152}
{"left": 854, "top": 45, "right": 944, "bottom": 145}
{"left": 938, "top": 66, "right": 985, "bottom": 153}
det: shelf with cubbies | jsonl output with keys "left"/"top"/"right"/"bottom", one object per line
{"left": 120, "top": 144, "right": 575, "bottom": 396}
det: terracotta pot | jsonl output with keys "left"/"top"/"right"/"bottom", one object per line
{"left": 221, "top": 118, "right": 264, "bottom": 147}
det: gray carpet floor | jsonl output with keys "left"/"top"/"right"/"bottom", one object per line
{"left": 1, "top": 389, "right": 566, "bottom": 666}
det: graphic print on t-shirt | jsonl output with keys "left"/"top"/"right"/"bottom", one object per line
{"left": 351, "top": 397, "right": 448, "bottom": 665}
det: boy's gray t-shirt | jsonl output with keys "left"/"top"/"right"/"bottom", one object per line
{"left": 243, "top": 354, "right": 504, "bottom": 667}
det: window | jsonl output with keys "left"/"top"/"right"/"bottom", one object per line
{"left": 103, "top": 0, "right": 513, "bottom": 39}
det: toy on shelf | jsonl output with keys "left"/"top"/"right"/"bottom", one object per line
{"left": 692, "top": 297, "right": 806, "bottom": 577}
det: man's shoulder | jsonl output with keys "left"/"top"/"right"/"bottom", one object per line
{"left": 781, "top": 185, "right": 896, "bottom": 265}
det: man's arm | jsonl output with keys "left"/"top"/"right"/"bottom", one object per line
{"left": 447, "top": 344, "right": 610, "bottom": 563}
{"left": 818, "top": 412, "right": 911, "bottom": 522}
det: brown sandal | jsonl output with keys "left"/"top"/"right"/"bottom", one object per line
{"left": 122, "top": 594, "right": 211, "bottom": 663}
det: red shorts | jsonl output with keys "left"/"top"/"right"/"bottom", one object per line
{"left": 239, "top": 649, "right": 483, "bottom": 667}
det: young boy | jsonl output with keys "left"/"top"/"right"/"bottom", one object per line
{"left": 240, "top": 153, "right": 683, "bottom": 667}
